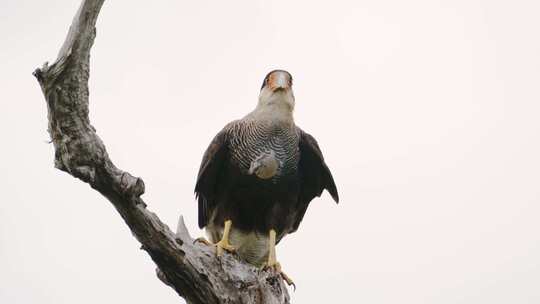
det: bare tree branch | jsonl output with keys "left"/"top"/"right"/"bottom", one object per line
{"left": 33, "top": 1, "right": 290, "bottom": 303}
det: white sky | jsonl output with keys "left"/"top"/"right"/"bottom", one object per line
{"left": 2, "top": 0, "right": 540, "bottom": 303}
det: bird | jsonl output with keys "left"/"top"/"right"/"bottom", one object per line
{"left": 194, "top": 70, "right": 339, "bottom": 286}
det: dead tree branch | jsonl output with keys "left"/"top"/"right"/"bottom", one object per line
{"left": 33, "top": 1, "right": 290, "bottom": 303}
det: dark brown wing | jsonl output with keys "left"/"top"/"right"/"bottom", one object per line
{"left": 291, "top": 128, "right": 339, "bottom": 232}
{"left": 194, "top": 127, "right": 230, "bottom": 229}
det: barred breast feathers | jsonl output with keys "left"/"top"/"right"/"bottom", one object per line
{"left": 224, "top": 88, "right": 299, "bottom": 177}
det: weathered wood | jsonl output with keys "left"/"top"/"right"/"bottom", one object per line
{"left": 33, "top": 1, "right": 290, "bottom": 303}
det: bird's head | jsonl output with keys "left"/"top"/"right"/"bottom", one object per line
{"left": 257, "top": 70, "right": 295, "bottom": 113}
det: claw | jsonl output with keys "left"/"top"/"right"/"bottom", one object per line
{"left": 193, "top": 237, "right": 212, "bottom": 246}
{"left": 216, "top": 239, "right": 236, "bottom": 256}
{"left": 262, "top": 261, "right": 296, "bottom": 290}
{"left": 280, "top": 271, "right": 296, "bottom": 290}
{"left": 193, "top": 236, "right": 235, "bottom": 256}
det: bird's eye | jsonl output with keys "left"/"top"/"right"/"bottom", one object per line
{"left": 261, "top": 77, "right": 269, "bottom": 90}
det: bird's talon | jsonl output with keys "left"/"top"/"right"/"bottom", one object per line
{"left": 193, "top": 237, "right": 212, "bottom": 246}
{"left": 216, "top": 240, "right": 236, "bottom": 256}
{"left": 262, "top": 261, "right": 295, "bottom": 288}
{"left": 280, "top": 271, "right": 296, "bottom": 290}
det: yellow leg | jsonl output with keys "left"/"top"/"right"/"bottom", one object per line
{"left": 263, "top": 229, "right": 295, "bottom": 288}
{"left": 267, "top": 229, "right": 278, "bottom": 267}
{"left": 216, "top": 220, "right": 236, "bottom": 256}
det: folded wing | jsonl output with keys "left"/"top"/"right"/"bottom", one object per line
{"left": 292, "top": 129, "right": 339, "bottom": 232}
{"left": 194, "top": 128, "right": 229, "bottom": 229}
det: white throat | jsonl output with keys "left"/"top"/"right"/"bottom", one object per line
{"left": 250, "top": 90, "right": 295, "bottom": 123}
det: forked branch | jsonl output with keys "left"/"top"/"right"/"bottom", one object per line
{"left": 33, "top": 1, "right": 290, "bottom": 303}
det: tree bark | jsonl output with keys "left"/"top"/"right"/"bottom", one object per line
{"left": 33, "top": 1, "right": 290, "bottom": 303}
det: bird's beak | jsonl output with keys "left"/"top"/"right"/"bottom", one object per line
{"left": 248, "top": 161, "right": 258, "bottom": 175}
{"left": 268, "top": 72, "right": 290, "bottom": 92}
